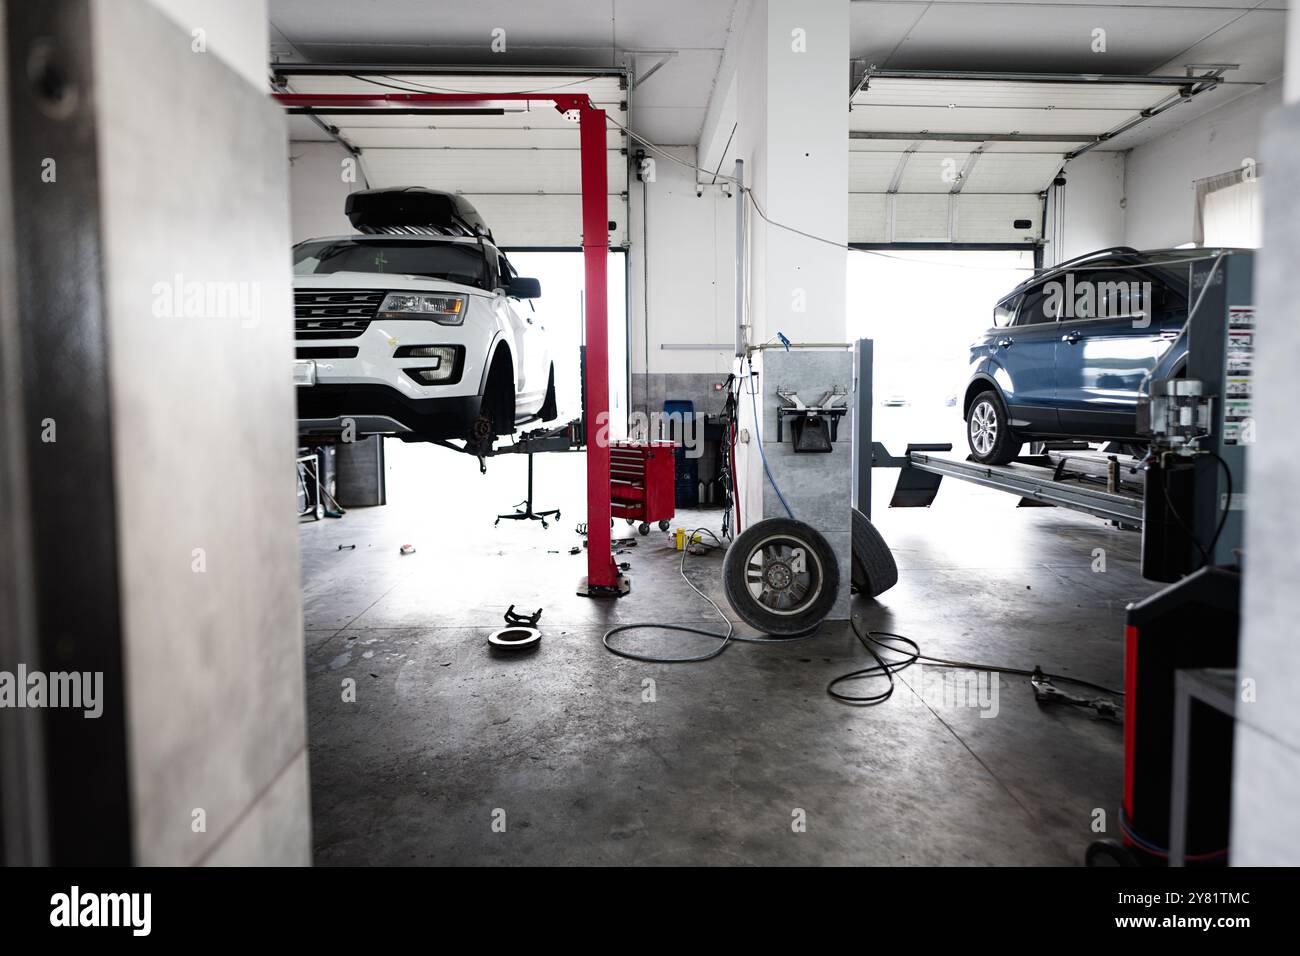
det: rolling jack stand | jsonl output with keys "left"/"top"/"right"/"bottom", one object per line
{"left": 495, "top": 452, "right": 560, "bottom": 529}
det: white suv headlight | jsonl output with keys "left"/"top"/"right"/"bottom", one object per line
{"left": 378, "top": 292, "right": 465, "bottom": 325}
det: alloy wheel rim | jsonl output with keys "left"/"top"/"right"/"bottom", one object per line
{"left": 970, "top": 400, "right": 997, "bottom": 455}
{"left": 743, "top": 535, "right": 824, "bottom": 615}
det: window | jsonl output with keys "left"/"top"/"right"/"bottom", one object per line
{"left": 1062, "top": 269, "right": 1184, "bottom": 323}
{"left": 993, "top": 294, "right": 1022, "bottom": 328}
{"left": 1070, "top": 270, "right": 1137, "bottom": 320}
{"left": 292, "top": 239, "right": 490, "bottom": 289}
{"left": 1016, "top": 285, "right": 1057, "bottom": 326}
{"left": 1195, "top": 167, "right": 1262, "bottom": 248}
{"left": 1203, "top": 178, "right": 1261, "bottom": 248}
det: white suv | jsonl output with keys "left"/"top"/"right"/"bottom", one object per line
{"left": 291, "top": 190, "right": 556, "bottom": 453}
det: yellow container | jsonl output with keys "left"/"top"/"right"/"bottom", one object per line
{"left": 674, "top": 528, "right": 702, "bottom": 551}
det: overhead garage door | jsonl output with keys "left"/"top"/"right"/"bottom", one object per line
{"left": 848, "top": 140, "right": 1057, "bottom": 244}
{"left": 848, "top": 74, "right": 1205, "bottom": 245}
{"left": 275, "top": 69, "right": 629, "bottom": 249}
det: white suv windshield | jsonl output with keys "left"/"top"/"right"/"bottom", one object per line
{"left": 294, "top": 239, "right": 490, "bottom": 288}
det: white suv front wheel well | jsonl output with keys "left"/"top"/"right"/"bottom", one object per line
{"left": 481, "top": 345, "right": 515, "bottom": 435}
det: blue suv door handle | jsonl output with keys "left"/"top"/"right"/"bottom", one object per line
{"left": 1061, "top": 330, "right": 1082, "bottom": 345}
{"left": 997, "top": 337, "right": 1014, "bottom": 349}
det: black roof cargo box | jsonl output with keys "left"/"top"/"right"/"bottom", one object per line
{"left": 345, "top": 187, "right": 492, "bottom": 239}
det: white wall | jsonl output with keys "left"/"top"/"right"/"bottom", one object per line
{"left": 1229, "top": 5, "right": 1300, "bottom": 866}
{"left": 734, "top": 0, "right": 770, "bottom": 355}
{"left": 1038, "top": 82, "right": 1281, "bottom": 261}
{"left": 145, "top": 0, "right": 269, "bottom": 89}
{"left": 1125, "top": 81, "right": 1282, "bottom": 249}
{"left": 1047, "top": 150, "right": 1126, "bottom": 264}
{"left": 629, "top": 147, "right": 737, "bottom": 375}
{"left": 289, "top": 141, "right": 358, "bottom": 243}
{"left": 735, "top": 0, "right": 849, "bottom": 348}
{"left": 1287, "top": 2, "right": 1300, "bottom": 104}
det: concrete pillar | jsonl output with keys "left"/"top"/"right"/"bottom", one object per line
{"left": 1230, "top": 21, "right": 1300, "bottom": 863}
{"left": 734, "top": 0, "right": 849, "bottom": 349}
{"left": 732, "top": 0, "right": 853, "bottom": 620}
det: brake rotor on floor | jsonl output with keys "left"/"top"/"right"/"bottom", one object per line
{"left": 487, "top": 626, "right": 541, "bottom": 650}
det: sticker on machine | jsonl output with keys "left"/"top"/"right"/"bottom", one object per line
{"left": 1223, "top": 413, "right": 1257, "bottom": 446}
{"left": 1226, "top": 376, "right": 1252, "bottom": 398}
{"left": 1226, "top": 330, "right": 1254, "bottom": 372}
{"left": 1228, "top": 305, "right": 1255, "bottom": 328}
{"left": 1224, "top": 397, "right": 1252, "bottom": 421}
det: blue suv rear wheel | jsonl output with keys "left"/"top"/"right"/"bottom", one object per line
{"left": 967, "top": 390, "right": 1022, "bottom": 465}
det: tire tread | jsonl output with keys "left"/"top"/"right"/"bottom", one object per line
{"left": 851, "top": 508, "right": 897, "bottom": 597}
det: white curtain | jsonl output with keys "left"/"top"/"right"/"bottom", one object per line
{"left": 1195, "top": 168, "right": 1262, "bottom": 248}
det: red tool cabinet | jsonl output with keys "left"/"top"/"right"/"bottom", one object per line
{"left": 610, "top": 440, "right": 676, "bottom": 532}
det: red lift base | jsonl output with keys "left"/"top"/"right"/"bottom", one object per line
{"left": 577, "top": 575, "right": 631, "bottom": 598}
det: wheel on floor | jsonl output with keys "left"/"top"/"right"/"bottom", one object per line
{"left": 722, "top": 517, "right": 839, "bottom": 636}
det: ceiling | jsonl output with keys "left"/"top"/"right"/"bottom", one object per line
{"left": 834, "top": 0, "right": 1286, "bottom": 246}
{"left": 270, "top": 0, "right": 1287, "bottom": 153}
{"left": 269, "top": 0, "right": 742, "bottom": 145}
{"left": 276, "top": 70, "right": 631, "bottom": 246}
{"left": 849, "top": 0, "right": 1287, "bottom": 151}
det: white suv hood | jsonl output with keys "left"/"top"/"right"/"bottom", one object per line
{"left": 294, "top": 271, "right": 488, "bottom": 297}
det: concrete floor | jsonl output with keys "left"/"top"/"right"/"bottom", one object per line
{"left": 301, "top": 441, "right": 1159, "bottom": 865}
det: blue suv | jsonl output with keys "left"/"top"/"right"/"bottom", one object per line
{"left": 963, "top": 247, "right": 1204, "bottom": 464}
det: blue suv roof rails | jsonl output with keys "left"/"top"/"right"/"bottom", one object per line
{"left": 1050, "top": 246, "right": 1142, "bottom": 271}
{"left": 1006, "top": 246, "right": 1143, "bottom": 299}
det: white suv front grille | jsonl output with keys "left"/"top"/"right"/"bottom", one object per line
{"left": 294, "top": 289, "right": 386, "bottom": 340}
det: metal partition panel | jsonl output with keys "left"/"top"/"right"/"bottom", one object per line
{"left": 94, "top": 0, "right": 310, "bottom": 864}
{"left": 0, "top": 0, "right": 132, "bottom": 865}
{"left": 852, "top": 338, "right": 873, "bottom": 517}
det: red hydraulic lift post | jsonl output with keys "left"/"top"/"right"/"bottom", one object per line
{"left": 574, "top": 103, "right": 619, "bottom": 592}
{"left": 272, "top": 91, "right": 622, "bottom": 593}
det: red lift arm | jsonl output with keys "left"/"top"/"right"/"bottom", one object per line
{"left": 273, "top": 91, "right": 620, "bottom": 591}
